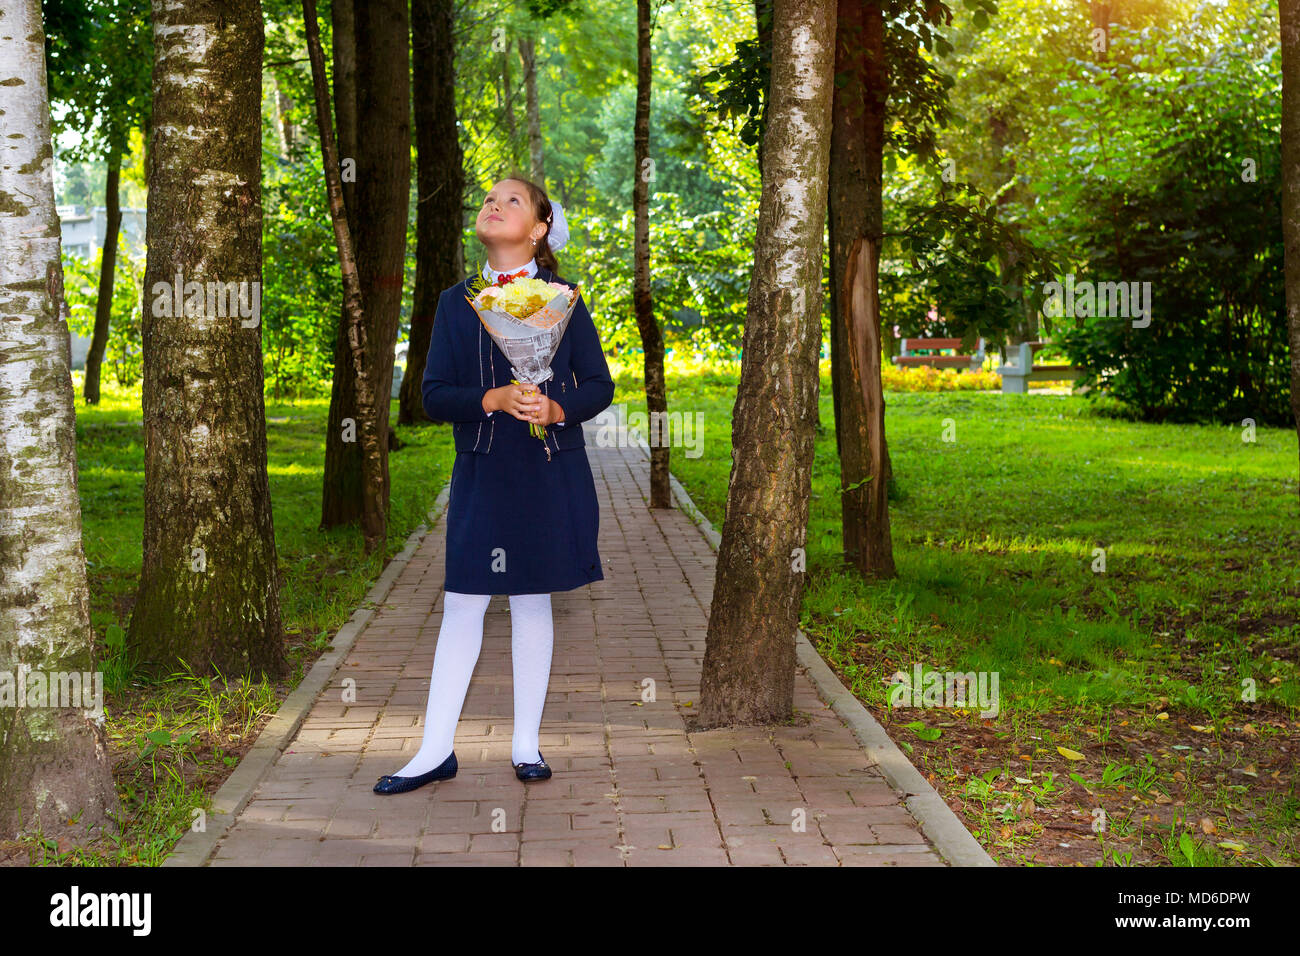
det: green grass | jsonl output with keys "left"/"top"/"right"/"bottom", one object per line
{"left": 15, "top": 374, "right": 455, "bottom": 866}
{"left": 75, "top": 379, "right": 455, "bottom": 657}
{"left": 24, "top": 358, "right": 1299, "bottom": 866}
{"left": 609, "top": 354, "right": 1300, "bottom": 866}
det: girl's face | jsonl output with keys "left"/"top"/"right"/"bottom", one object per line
{"left": 475, "top": 180, "right": 545, "bottom": 250}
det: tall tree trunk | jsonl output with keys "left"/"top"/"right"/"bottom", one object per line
{"left": 84, "top": 147, "right": 121, "bottom": 405}
{"left": 1089, "top": 1, "right": 1112, "bottom": 62}
{"left": 332, "top": 0, "right": 358, "bottom": 220}
{"left": 401, "top": 0, "right": 465, "bottom": 426}
{"left": 128, "top": 0, "right": 286, "bottom": 681}
{"left": 696, "top": 0, "right": 837, "bottom": 727}
{"left": 753, "top": 0, "right": 773, "bottom": 180}
{"left": 634, "top": 0, "right": 670, "bottom": 508}
{"left": 320, "top": 0, "right": 410, "bottom": 530}
{"left": 0, "top": 0, "right": 121, "bottom": 843}
{"left": 304, "top": 0, "right": 384, "bottom": 551}
{"left": 829, "top": 0, "right": 895, "bottom": 578}
{"left": 276, "top": 82, "right": 296, "bottom": 156}
{"left": 501, "top": 43, "right": 518, "bottom": 177}
{"left": 519, "top": 35, "right": 545, "bottom": 186}
{"left": 989, "top": 112, "right": 1034, "bottom": 351}
{"left": 842, "top": 237, "right": 894, "bottom": 569}
{"left": 1283, "top": 0, "right": 1300, "bottom": 505}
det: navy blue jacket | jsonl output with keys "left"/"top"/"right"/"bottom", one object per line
{"left": 421, "top": 267, "right": 615, "bottom": 456}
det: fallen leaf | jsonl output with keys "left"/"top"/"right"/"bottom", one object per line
{"left": 1057, "top": 746, "right": 1085, "bottom": 761}
{"left": 1199, "top": 817, "right": 1217, "bottom": 835}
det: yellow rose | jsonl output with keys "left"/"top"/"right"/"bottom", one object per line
{"left": 494, "top": 277, "right": 561, "bottom": 318}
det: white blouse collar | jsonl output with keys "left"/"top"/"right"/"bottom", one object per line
{"left": 482, "top": 257, "right": 539, "bottom": 285}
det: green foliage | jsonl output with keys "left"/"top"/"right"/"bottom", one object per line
{"left": 1050, "top": 18, "right": 1286, "bottom": 424}
{"left": 565, "top": 191, "right": 757, "bottom": 355}
{"left": 260, "top": 134, "right": 345, "bottom": 400}
{"left": 922, "top": 0, "right": 1285, "bottom": 424}
{"left": 44, "top": 0, "right": 152, "bottom": 160}
{"left": 61, "top": 245, "right": 146, "bottom": 388}
{"left": 884, "top": 179, "right": 1060, "bottom": 344}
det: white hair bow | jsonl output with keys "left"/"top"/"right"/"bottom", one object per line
{"left": 546, "top": 201, "right": 569, "bottom": 252}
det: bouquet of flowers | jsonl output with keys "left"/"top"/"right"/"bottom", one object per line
{"left": 465, "top": 267, "right": 582, "bottom": 461}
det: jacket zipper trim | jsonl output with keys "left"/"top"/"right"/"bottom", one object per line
{"left": 474, "top": 322, "right": 484, "bottom": 451}
{"left": 485, "top": 325, "right": 495, "bottom": 452}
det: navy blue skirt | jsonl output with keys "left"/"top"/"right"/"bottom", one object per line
{"left": 443, "top": 418, "right": 603, "bottom": 595}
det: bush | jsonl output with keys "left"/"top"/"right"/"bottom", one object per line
{"left": 881, "top": 363, "right": 1001, "bottom": 392}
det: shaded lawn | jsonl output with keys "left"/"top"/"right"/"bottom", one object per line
{"left": 12, "top": 378, "right": 456, "bottom": 866}
{"left": 29, "top": 360, "right": 1298, "bottom": 867}
{"left": 610, "top": 356, "right": 1300, "bottom": 867}
{"left": 75, "top": 383, "right": 455, "bottom": 656}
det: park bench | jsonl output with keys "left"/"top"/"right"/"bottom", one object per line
{"left": 996, "top": 340, "right": 1084, "bottom": 393}
{"left": 891, "top": 337, "right": 987, "bottom": 372}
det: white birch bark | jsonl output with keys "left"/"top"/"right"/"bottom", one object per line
{"left": 0, "top": 0, "right": 121, "bottom": 840}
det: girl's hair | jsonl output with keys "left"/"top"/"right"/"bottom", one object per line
{"left": 499, "top": 171, "right": 559, "bottom": 274}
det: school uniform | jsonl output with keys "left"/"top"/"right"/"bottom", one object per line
{"left": 421, "top": 259, "right": 615, "bottom": 595}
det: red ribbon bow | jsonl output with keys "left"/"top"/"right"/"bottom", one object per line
{"left": 495, "top": 269, "right": 529, "bottom": 287}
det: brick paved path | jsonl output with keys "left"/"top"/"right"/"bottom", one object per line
{"left": 206, "top": 426, "right": 944, "bottom": 866}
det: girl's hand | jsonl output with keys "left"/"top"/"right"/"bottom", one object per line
{"left": 489, "top": 382, "right": 550, "bottom": 423}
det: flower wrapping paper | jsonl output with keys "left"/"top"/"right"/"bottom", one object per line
{"left": 466, "top": 286, "right": 581, "bottom": 388}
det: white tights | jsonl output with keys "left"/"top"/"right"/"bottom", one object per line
{"left": 393, "top": 590, "right": 554, "bottom": 775}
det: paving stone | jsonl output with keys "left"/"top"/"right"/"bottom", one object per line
{"left": 200, "top": 429, "right": 940, "bottom": 869}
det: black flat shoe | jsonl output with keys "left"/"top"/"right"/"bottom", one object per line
{"left": 513, "top": 749, "right": 552, "bottom": 782}
{"left": 373, "top": 751, "right": 457, "bottom": 794}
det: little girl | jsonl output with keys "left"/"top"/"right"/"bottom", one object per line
{"left": 373, "top": 174, "right": 614, "bottom": 793}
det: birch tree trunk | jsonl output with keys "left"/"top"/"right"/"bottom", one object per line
{"left": 84, "top": 148, "right": 122, "bottom": 405}
{"left": 1282, "top": 0, "right": 1300, "bottom": 504}
{"left": 0, "top": 0, "right": 121, "bottom": 841}
{"left": 696, "top": 0, "right": 837, "bottom": 726}
{"left": 127, "top": 0, "right": 286, "bottom": 680}
{"left": 828, "top": 0, "right": 895, "bottom": 578}
{"left": 401, "top": 0, "right": 465, "bottom": 426}
{"left": 635, "top": 0, "right": 670, "bottom": 508}
{"left": 319, "top": 0, "right": 409, "bottom": 532}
